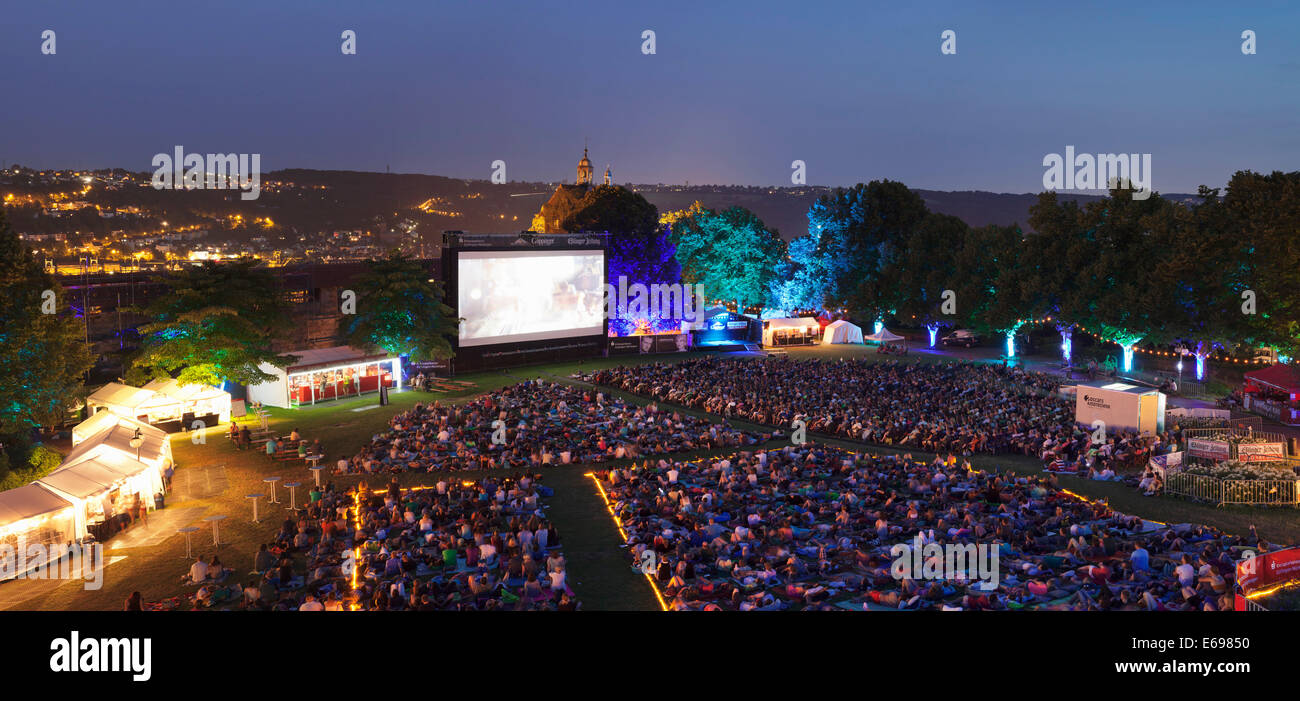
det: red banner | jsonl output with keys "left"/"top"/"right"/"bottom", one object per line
{"left": 1237, "top": 546, "right": 1300, "bottom": 595}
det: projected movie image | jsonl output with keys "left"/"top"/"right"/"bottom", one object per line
{"left": 458, "top": 250, "right": 605, "bottom": 347}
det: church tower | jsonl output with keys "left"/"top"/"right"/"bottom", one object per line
{"left": 604, "top": 165, "right": 612, "bottom": 185}
{"left": 576, "top": 148, "right": 594, "bottom": 186}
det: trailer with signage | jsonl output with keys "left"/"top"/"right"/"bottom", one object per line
{"left": 1073, "top": 382, "right": 1166, "bottom": 436}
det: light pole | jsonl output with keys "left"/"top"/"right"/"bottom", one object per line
{"left": 129, "top": 428, "right": 143, "bottom": 461}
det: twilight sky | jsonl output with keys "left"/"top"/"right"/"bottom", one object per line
{"left": 2, "top": 0, "right": 1297, "bottom": 193}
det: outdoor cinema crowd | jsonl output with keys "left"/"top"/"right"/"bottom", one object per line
{"left": 349, "top": 474, "right": 578, "bottom": 610}
{"left": 340, "top": 379, "right": 771, "bottom": 475}
{"left": 586, "top": 357, "right": 1076, "bottom": 457}
{"left": 167, "top": 474, "right": 579, "bottom": 611}
{"left": 600, "top": 444, "right": 1266, "bottom": 611}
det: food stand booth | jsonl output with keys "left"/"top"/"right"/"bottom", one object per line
{"left": 1242, "top": 364, "right": 1300, "bottom": 426}
{"left": 246, "top": 345, "right": 401, "bottom": 409}
{"left": 762, "top": 317, "right": 822, "bottom": 347}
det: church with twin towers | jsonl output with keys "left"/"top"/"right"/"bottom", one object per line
{"left": 530, "top": 147, "right": 613, "bottom": 234}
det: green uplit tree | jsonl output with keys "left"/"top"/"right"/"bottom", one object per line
{"left": 340, "top": 251, "right": 459, "bottom": 362}
{"left": 128, "top": 258, "right": 296, "bottom": 387}
{"left": 667, "top": 203, "right": 786, "bottom": 310}
{"left": 0, "top": 210, "right": 94, "bottom": 434}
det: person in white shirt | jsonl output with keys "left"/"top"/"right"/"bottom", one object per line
{"left": 667, "top": 468, "right": 679, "bottom": 483}
{"left": 1174, "top": 555, "right": 1196, "bottom": 587}
{"left": 548, "top": 568, "right": 566, "bottom": 591}
{"left": 188, "top": 555, "right": 209, "bottom": 583}
{"left": 299, "top": 594, "right": 324, "bottom": 611}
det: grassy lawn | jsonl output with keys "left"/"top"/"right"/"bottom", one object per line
{"left": 14, "top": 348, "right": 1296, "bottom": 610}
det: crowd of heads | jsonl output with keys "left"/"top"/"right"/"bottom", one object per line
{"left": 588, "top": 357, "right": 1074, "bottom": 457}
{"left": 340, "top": 379, "right": 770, "bottom": 475}
{"left": 350, "top": 474, "right": 578, "bottom": 610}
{"left": 601, "top": 444, "right": 1262, "bottom": 611}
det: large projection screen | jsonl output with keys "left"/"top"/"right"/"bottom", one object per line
{"left": 457, "top": 249, "right": 605, "bottom": 347}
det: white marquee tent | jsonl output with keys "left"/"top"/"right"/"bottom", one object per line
{"left": 821, "top": 320, "right": 864, "bottom": 345}
{"left": 84, "top": 383, "right": 159, "bottom": 421}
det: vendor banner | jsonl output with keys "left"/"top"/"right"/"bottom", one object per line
{"left": 1236, "top": 442, "right": 1286, "bottom": 463}
{"left": 1237, "top": 546, "right": 1300, "bottom": 596}
{"left": 1154, "top": 455, "right": 1185, "bottom": 470}
{"left": 1187, "top": 438, "right": 1230, "bottom": 461}
{"left": 608, "top": 337, "right": 640, "bottom": 354}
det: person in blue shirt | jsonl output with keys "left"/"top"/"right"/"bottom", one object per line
{"left": 1129, "top": 542, "right": 1150, "bottom": 572}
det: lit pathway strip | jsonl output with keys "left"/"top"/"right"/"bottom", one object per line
{"left": 584, "top": 471, "right": 669, "bottom": 611}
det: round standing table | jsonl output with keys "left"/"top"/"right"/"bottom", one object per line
{"left": 264, "top": 476, "right": 281, "bottom": 504}
{"left": 246, "top": 493, "right": 265, "bottom": 522}
{"left": 309, "top": 465, "right": 325, "bottom": 488}
{"left": 177, "top": 526, "right": 200, "bottom": 559}
{"left": 284, "top": 482, "right": 302, "bottom": 510}
{"left": 203, "top": 515, "right": 227, "bottom": 546}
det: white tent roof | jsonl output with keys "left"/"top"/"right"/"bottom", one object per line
{"left": 864, "top": 328, "right": 905, "bottom": 343}
{"left": 144, "top": 378, "right": 207, "bottom": 401}
{"left": 765, "top": 317, "right": 820, "bottom": 330}
{"left": 0, "top": 483, "right": 72, "bottom": 523}
{"left": 284, "top": 346, "right": 393, "bottom": 374}
{"left": 64, "top": 418, "right": 170, "bottom": 468}
{"left": 39, "top": 459, "right": 126, "bottom": 499}
{"left": 86, "top": 383, "right": 157, "bottom": 411}
{"left": 71, "top": 411, "right": 167, "bottom": 447}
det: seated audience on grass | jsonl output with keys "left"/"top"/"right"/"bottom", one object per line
{"left": 586, "top": 357, "right": 1072, "bottom": 458}
{"left": 350, "top": 475, "right": 579, "bottom": 610}
{"left": 596, "top": 444, "right": 1255, "bottom": 611}
{"left": 340, "top": 379, "right": 770, "bottom": 474}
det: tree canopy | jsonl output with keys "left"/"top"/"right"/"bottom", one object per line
{"left": 0, "top": 210, "right": 94, "bottom": 432}
{"left": 340, "top": 251, "right": 459, "bottom": 362}
{"left": 667, "top": 203, "right": 786, "bottom": 309}
{"left": 128, "top": 258, "right": 296, "bottom": 387}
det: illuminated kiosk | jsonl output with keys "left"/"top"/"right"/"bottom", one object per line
{"left": 246, "top": 346, "right": 401, "bottom": 409}
{"left": 443, "top": 232, "right": 607, "bottom": 372}
{"left": 0, "top": 484, "right": 78, "bottom": 579}
{"left": 762, "top": 317, "right": 821, "bottom": 347}
{"left": 1242, "top": 363, "right": 1300, "bottom": 426}
{"left": 1074, "top": 382, "right": 1166, "bottom": 436}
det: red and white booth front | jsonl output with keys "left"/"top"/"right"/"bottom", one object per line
{"left": 247, "top": 346, "right": 401, "bottom": 409}
{"left": 1242, "top": 364, "right": 1300, "bottom": 426}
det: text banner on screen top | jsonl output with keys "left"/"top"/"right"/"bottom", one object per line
{"left": 452, "top": 233, "right": 606, "bottom": 249}
{"left": 456, "top": 249, "right": 605, "bottom": 348}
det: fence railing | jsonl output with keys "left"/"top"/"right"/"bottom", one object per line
{"left": 1183, "top": 427, "right": 1288, "bottom": 444}
{"left": 1165, "top": 472, "right": 1300, "bottom": 507}
{"left": 1240, "top": 596, "right": 1270, "bottom": 611}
